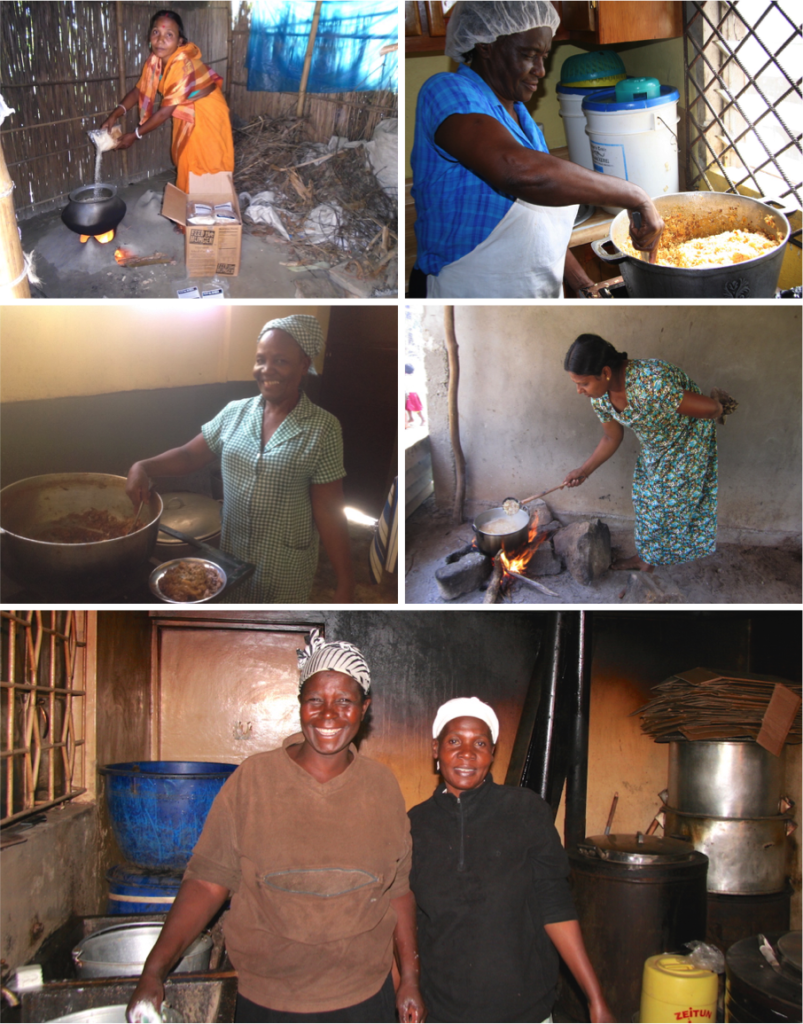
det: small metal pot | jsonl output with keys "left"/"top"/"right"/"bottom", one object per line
{"left": 668, "top": 740, "right": 787, "bottom": 818}
{"left": 472, "top": 507, "right": 530, "bottom": 556}
{"left": 72, "top": 921, "right": 212, "bottom": 978}
{"left": 664, "top": 805, "right": 796, "bottom": 894}
{"left": 591, "top": 191, "right": 791, "bottom": 298}
{"left": 61, "top": 184, "right": 127, "bottom": 236}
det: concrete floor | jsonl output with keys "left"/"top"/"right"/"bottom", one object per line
{"left": 21, "top": 171, "right": 346, "bottom": 299}
{"left": 405, "top": 497, "right": 802, "bottom": 605}
{"left": 312, "top": 520, "right": 398, "bottom": 604}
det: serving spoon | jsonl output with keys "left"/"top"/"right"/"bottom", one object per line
{"left": 502, "top": 483, "right": 566, "bottom": 516}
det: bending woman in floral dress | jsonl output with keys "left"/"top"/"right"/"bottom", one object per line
{"left": 563, "top": 334, "right": 732, "bottom": 572}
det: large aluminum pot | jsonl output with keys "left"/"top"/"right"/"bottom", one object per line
{"left": 472, "top": 507, "right": 530, "bottom": 556}
{"left": 591, "top": 192, "right": 791, "bottom": 298}
{"left": 0, "top": 473, "right": 162, "bottom": 600}
{"left": 47, "top": 1006, "right": 182, "bottom": 1023}
{"left": 668, "top": 740, "right": 786, "bottom": 818}
{"left": 664, "top": 806, "right": 796, "bottom": 895}
{"left": 72, "top": 921, "right": 212, "bottom": 978}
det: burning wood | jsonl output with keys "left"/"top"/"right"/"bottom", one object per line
{"left": 114, "top": 249, "right": 176, "bottom": 267}
{"left": 484, "top": 526, "right": 557, "bottom": 603}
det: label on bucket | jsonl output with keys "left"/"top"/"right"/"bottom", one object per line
{"left": 591, "top": 141, "right": 627, "bottom": 178}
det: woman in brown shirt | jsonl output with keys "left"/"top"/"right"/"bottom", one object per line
{"left": 125, "top": 632, "right": 424, "bottom": 1024}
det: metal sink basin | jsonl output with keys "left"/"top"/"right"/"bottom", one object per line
{"left": 19, "top": 976, "right": 238, "bottom": 1023}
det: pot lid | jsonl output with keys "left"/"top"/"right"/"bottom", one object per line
{"left": 577, "top": 833, "right": 700, "bottom": 864}
{"left": 777, "top": 931, "right": 802, "bottom": 975}
{"left": 158, "top": 492, "right": 221, "bottom": 544}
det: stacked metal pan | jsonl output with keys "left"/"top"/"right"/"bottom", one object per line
{"left": 662, "top": 740, "right": 796, "bottom": 895}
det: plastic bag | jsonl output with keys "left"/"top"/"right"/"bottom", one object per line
{"left": 686, "top": 940, "right": 726, "bottom": 974}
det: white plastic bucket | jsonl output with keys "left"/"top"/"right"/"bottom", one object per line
{"left": 583, "top": 86, "right": 680, "bottom": 214}
{"left": 556, "top": 84, "right": 607, "bottom": 172}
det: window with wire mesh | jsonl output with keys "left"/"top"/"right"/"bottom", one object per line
{"left": 1, "top": 611, "right": 88, "bottom": 826}
{"left": 683, "top": 1, "right": 802, "bottom": 248}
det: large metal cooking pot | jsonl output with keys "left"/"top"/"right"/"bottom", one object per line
{"left": 559, "top": 834, "right": 709, "bottom": 1024}
{"left": 155, "top": 492, "right": 223, "bottom": 560}
{"left": 591, "top": 192, "right": 791, "bottom": 297}
{"left": 664, "top": 806, "right": 796, "bottom": 895}
{"left": 0, "top": 473, "right": 162, "bottom": 600}
{"left": 668, "top": 740, "right": 787, "bottom": 818}
{"left": 472, "top": 507, "right": 531, "bottom": 556}
{"left": 72, "top": 921, "right": 212, "bottom": 978}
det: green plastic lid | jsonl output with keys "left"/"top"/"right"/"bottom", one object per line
{"left": 615, "top": 77, "right": 661, "bottom": 102}
{"left": 560, "top": 50, "right": 626, "bottom": 86}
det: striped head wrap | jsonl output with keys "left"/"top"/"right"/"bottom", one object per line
{"left": 297, "top": 629, "right": 371, "bottom": 694}
{"left": 433, "top": 697, "right": 499, "bottom": 743}
{"left": 258, "top": 315, "right": 324, "bottom": 360}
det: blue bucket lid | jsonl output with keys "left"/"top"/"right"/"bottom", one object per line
{"left": 583, "top": 85, "right": 679, "bottom": 112}
{"left": 100, "top": 761, "right": 238, "bottom": 778}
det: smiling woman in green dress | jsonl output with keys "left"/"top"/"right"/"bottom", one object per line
{"left": 126, "top": 315, "right": 354, "bottom": 603}
{"left": 562, "top": 334, "right": 729, "bottom": 572}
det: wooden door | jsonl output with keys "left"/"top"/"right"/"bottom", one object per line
{"left": 153, "top": 622, "right": 310, "bottom": 764}
{"left": 317, "top": 306, "right": 398, "bottom": 519}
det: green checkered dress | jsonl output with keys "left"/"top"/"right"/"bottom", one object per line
{"left": 202, "top": 392, "right": 345, "bottom": 602}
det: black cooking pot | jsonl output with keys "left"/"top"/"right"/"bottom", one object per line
{"left": 62, "top": 184, "right": 126, "bottom": 236}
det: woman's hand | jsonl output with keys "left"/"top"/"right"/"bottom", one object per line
{"left": 126, "top": 463, "right": 152, "bottom": 506}
{"left": 563, "top": 469, "right": 588, "bottom": 488}
{"left": 100, "top": 114, "right": 118, "bottom": 131}
{"left": 125, "top": 971, "right": 164, "bottom": 1022}
{"left": 115, "top": 131, "right": 138, "bottom": 150}
{"left": 628, "top": 199, "right": 664, "bottom": 263}
{"left": 396, "top": 978, "right": 426, "bottom": 1023}
{"left": 589, "top": 999, "right": 614, "bottom": 1024}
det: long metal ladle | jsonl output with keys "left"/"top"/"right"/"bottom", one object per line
{"left": 502, "top": 483, "right": 566, "bottom": 515}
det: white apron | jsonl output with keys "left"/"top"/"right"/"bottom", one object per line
{"left": 427, "top": 198, "right": 579, "bottom": 299}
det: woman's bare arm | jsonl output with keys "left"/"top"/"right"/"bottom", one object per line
{"left": 126, "top": 433, "right": 216, "bottom": 505}
{"left": 544, "top": 920, "right": 614, "bottom": 1023}
{"left": 100, "top": 87, "right": 141, "bottom": 130}
{"left": 563, "top": 420, "right": 625, "bottom": 487}
{"left": 311, "top": 479, "right": 355, "bottom": 603}
{"left": 677, "top": 391, "right": 724, "bottom": 419}
{"left": 391, "top": 890, "right": 426, "bottom": 1022}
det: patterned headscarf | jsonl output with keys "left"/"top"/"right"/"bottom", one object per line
{"left": 258, "top": 315, "right": 324, "bottom": 360}
{"left": 432, "top": 697, "right": 499, "bottom": 742}
{"left": 297, "top": 629, "right": 371, "bottom": 694}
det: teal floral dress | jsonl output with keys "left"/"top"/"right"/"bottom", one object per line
{"left": 591, "top": 359, "right": 717, "bottom": 565}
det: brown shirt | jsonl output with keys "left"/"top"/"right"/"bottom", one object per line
{"left": 184, "top": 734, "right": 411, "bottom": 1013}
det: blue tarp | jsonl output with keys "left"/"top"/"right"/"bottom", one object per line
{"left": 246, "top": 1, "right": 398, "bottom": 94}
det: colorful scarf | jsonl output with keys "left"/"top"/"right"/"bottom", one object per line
{"left": 136, "top": 42, "right": 222, "bottom": 159}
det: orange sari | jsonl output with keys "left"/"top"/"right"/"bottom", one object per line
{"left": 136, "top": 42, "right": 234, "bottom": 191}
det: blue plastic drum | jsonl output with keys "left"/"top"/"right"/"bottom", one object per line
{"left": 106, "top": 863, "right": 184, "bottom": 914}
{"left": 100, "top": 761, "right": 237, "bottom": 870}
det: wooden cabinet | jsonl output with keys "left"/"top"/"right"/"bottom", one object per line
{"left": 406, "top": 1, "right": 682, "bottom": 54}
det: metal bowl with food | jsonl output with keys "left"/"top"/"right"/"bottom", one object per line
{"left": 0, "top": 473, "right": 162, "bottom": 600}
{"left": 150, "top": 557, "right": 227, "bottom": 603}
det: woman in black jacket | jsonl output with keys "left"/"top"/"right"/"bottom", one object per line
{"left": 408, "top": 697, "right": 612, "bottom": 1024}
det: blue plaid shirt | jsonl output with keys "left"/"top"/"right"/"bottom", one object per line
{"left": 411, "top": 64, "right": 550, "bottom": 276}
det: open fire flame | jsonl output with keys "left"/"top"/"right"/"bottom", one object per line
{"left": 80, "top": 229, "right": 115, "bottom": 244}
{"left": 114, "top": 247, "right": 134, "bottom": 264}
{"left": 499, "top": 522, "right": 545, "bottom": 576}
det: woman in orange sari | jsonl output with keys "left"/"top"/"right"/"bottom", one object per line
{"left": 101, "top": 9, "right": 234, "bottom": 191}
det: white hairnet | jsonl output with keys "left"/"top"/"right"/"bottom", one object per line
{"left": 445, "top": 1, "right": 560, "bottom": 63}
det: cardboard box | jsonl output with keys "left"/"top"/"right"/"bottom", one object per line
{"left": 162, "top": 171, "right": 242, "bottom": 277}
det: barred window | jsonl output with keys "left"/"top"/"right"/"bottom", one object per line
{"left": 684, "top": 0, "right": 802, "bottom": 244}
{"left": 1, "top": 611, "right": 88, "bottom": 826}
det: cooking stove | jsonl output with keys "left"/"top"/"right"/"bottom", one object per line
{"left": 580, "top": 278, "right": 801, "bottom": 299}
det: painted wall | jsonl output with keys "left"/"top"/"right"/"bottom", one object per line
{"left": 405, "top": 37, "right": 684, "bottom": 176}
{"left": 0, "top": 305, "right": 331, "bottom": 403}
{"left": 417, "top": 304, "right": 802, "bottom": 544}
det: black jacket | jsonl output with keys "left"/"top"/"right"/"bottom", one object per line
{"left": 409, "top": 777, "right": 576, "bottom": 1023}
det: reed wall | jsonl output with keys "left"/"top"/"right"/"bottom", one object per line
{"left": 1, "top": 0, "right": 397, "bottom": 219}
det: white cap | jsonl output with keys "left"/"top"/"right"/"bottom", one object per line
{"left": 432, "top": 697, "right": 499, "bottom": 743}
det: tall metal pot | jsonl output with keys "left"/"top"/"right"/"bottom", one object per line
{"left": 472, "top": 507, "right": 531, "bottom": 556}
{"left": 0, "top": 473, "right": 162, "bottom": 600}
{"left": 591, "top": 192, "right": 791, "bottom": 298}
{"left": 668, "top": 740, "right": 786, "bottom": 818}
